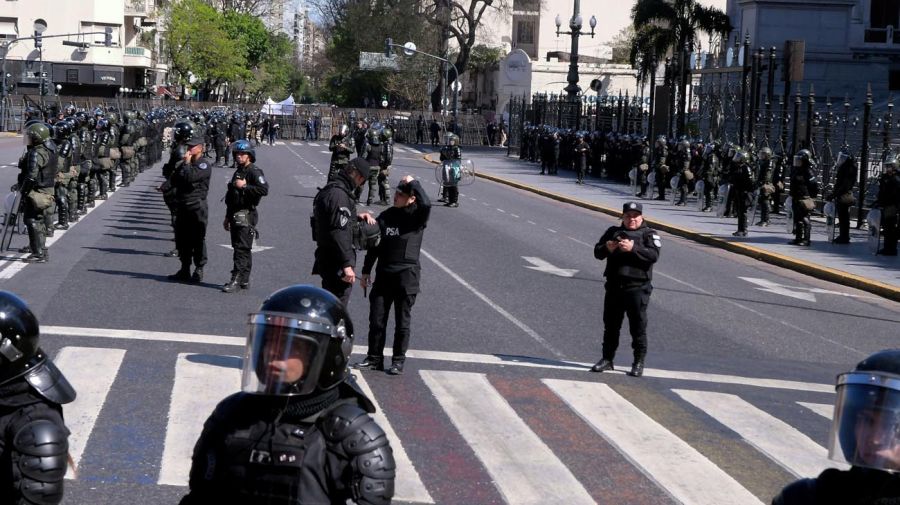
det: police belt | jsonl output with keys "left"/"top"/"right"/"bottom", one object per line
{"left": 606, "top": 273, "right": 650, "bottom": 288}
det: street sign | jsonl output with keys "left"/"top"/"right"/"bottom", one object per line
{"left": 451, "top": 81, "right": 462, "bottom": 93}
{"left": 359, "top": 52, "right": 399, "bottom": 71}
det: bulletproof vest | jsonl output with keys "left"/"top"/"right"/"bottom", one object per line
{"left": 225, "top": 165, "right": 263, "bottom": 210}
{"left": 119, "top": 124, "right": 132, "bottom": 146}
{"left": 34, "top": 145, "right": 59, "bottom": 188}
{"left": 757, "top": 160, "right": 772, "bottom": 183}
{"left": 380, "top": 211, "right": 424, "bottom": 268}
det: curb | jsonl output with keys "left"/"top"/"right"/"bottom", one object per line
{"left": 423, "top": 153, "right": 900, "bottom": 302}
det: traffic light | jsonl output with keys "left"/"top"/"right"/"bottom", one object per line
{"left": 385, "top": 38, "right": 393, "bottom": 58}
{"left": 34, "top": 31, "right": 42, "bottom": 49}
{"left": 104, "top": 27, "right": 113, "bottom": 47}
{"left": 40, "top": 78, "right": 49, "bottom": 96}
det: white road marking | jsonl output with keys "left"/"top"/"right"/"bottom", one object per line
{"left": 547, "top": 380, "right": 763, "bottom": 505}
{"left": 527, "top": 220, "right": 537, "bottom": 225}
{"left": 353, "top": 374, "right": 434, "bottom": 503}
{"left": 510, "top": 213, "right": 519, "bottom": 218}
{"left": 420, "top": 249, "right": 565, "bottom": 358}
{"left": 673, "top": 389, "right": 846, "bottom": 477}
{"left": 470, "top": 197, "right": 477, "bottom": 201}
{"left": 798, "top": 401, "right": 834, "bottom": 419}
{"left": 319, "top": 150, "right": 330, "bottom": 154}
{"left": 217, "top": 243, "right": 274, "bottom": 253}
{"left": 567, "top": 236, "right": 592, "bottom": 247}
{"left": 308, "top": 142, "right": 320, "bottom": 147}
{"left": 54, "top": 346, "right": 126, "bottom": 479}
{"left": 291, "top": 141, "right": 303, "bottom": 146}
{"left": 274, "top": 141, "right": 285, "bottom": 145}
{"left": 482, "top": 201, "right": 490, "bottom": 206}
{"left": 40, "top": 326, "right": 834, "bottom": 392}
{"left": 546, "top": 228, "right": 558, "bottom": 233}
{"left": 421, "top": 371, "right": 595, "bottom": 505}
{"left": 522, "top": 256, "right": 578, "bottom": 277}
{"left": 740, "top": 277, "right": 817, "bottom": 302}
{"left": 158, "top": 353, "right": 242, "bottom": 485}
{"left": 497, "top": 208, "right": 506, "bottom": 213}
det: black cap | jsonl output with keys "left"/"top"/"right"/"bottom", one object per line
{"left": 347, "top": 157, "right": 371, "bottom": 179}
{"left": 623, "top": 201, "right": 643, "bottom": 214}
{"left": 396, "top": 180, "right": 414, "bottom": 195}
{"left": 186, "top": 133, "right": 205, "bottom": 146}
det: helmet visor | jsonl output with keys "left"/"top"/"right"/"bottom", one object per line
{"left": 827, "top": 372, "right": 900, "bottom": 472}
{"left": 835, "top": 151, "right": 850, "bottom": 168}
{"left": 241, "top": 314, "right": 328, "bottom": 396}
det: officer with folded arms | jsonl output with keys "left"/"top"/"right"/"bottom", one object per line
{"left": 591, "top": 202, "right": 661, "bottom": 378}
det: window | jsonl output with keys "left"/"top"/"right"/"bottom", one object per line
{"left": 516, "top": 20, "right": 535, "bottom": 44}
{"left": 513, "top": 0, "right": 538, "bottom": 12}
{"left": 80, "top": 21, "right": 120, "bottom": 46}
{"left": 870, "top": 0, "right": 900, "bottom": 28}
{"left": 0, "top": 17, "right": 17, "bottom": 40}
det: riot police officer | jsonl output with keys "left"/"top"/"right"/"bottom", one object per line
{"left": 699, "top": 143, "right": 721, "bottom": 211}
{"left": 362, "top": 126, "right": 383, "bottom": 205}
{"left": 591, "top": 202, "right": 661, "bottom": 378}
{"left": 874, "top": 154, "right": 900, "bottom": 255}
{"left": 440, "top": 134, "right": 462, "bottom": 207}
{"left": 653, "top": 136, "right": 668, "bottom": 200}
{"left": 222, "top": 140, "right": 269, "bottom": 293}
{"left": 573, "top": 134, "right": 591, "bottom": 185}
{"left": 731, "top": 150, "right": 755, "bottom": 237}
{"left": 158, "top": 121, "right": 194, "bottom": 259}
{"left": 327, "top": 124, "right": 354, "bottom": 181}
{"left": 312, "top": 158, "right": 376, "bottom": 307}
{"left": 673, "top": 139, "right": 691, "bottom": 206}
{"left": 355, "top": 176, "right": 432, "bottom": 375}
{"left": 181, "top": 285, "right": 395, "bottom": 505}
{"left": 755, "top": 147, "right": 775, "bottom": 226}
{"left": 772, "top": 349, "right": 900, "bottom": 504}
{"left": 17, "top": 123, "right": 58, "bottom": 263}
{"left": 830, "top": 149, "right": 858, "bottom": 244}
{"left": 0, "top": 290, "right": 76, "bottom": 505}
{"left": 376, "top": 127, "right": 394, "bottom": 205}
{"left": 166, "top": 132, "right": 212, "bottom": 282}
{"left": 789, "top": 149, "right": 817, "bottom": 246}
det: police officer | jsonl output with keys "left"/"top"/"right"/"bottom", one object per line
{"left": 0, "top": 291, "right": 76, "bottom": 505}
{"left": 874, "top": 155, "right": 900, "bottom": 255}
{"left": 328, "top": 124, "right": 354, "bottom": 182}
{"left": 416, "top": 114, "right": 426, "bottom": 144}
{"left": 158, "top": 121, "right": 194, "bottom": 259}
{"left": 591, "top": 202, "right": 661, "bottom": 378}
{"left": 653, "top": 136, "right": 668, "bottom": 200}
{"left": 830, "top": 149, "right": 858, "bottom": 244}
{"left": 573, "top": 134, "right": 591, "bottom": 185}
{"left": 17, "top": 123, "right": 58, "bottom": 263}
{"left": 166, "top": 132, "right": 212, "bottom": 282}
{"left": 362, "top": 126, "right": 383, "bottom": 205}
{"left": 755, "top": 147, "right": 775, "bottom": 226}
{"left": 376, "top": 127, "right": 394, "bottom": 205}
{"left": 181, "top": 285, "right": 395, "bottom": 505}
{"left": 772, "top": 348, "right": 900, "bottom": 504}
{"left": 731, "top": 150, "right": 755, "bottom": 237}
{"left": 440, "top": 133, "right": 462, "bottom": 207}
{"left": 789, "top": 149, "right": 817, "bottom": 246}
{"left": 355, "top": 176, "right": 431, "bottom": 375}
{"left": 312, "top": 158, "right": 376, "bottom": 307}
{"left": 222, "top": 140, "right": 269, "bottom": 293}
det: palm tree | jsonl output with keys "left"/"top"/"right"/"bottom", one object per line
{"left": 630, "top": 0, "right": 731, "bottom": 136}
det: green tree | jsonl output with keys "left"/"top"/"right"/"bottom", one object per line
{"left": 631, "top": 0, "right": 731, "bottom": 135}
{"left": 607, "top": 26, "right": 635, "bottom": 65}
{"left": 467, "top": 44, "right": 503, "bottom": 110}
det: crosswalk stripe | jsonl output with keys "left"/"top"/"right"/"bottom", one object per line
{"left": 54, "top": 346, "right": 126, "bottom": 479}
{"left": 158, "top": 353, "right": 242, "bottom": 486}
{"left": 546, "top": 380, "right": 762, "bottom": 505}
{"left": 421, "top": 371, "right": 594, "bottom": 505}
{"left": 291, "top": 141, "right": 303, "bottom": 146}
{"left": 308, "top": 142, "right": 320, "bottom": 147}
{"left": 394, "top": 147, "right": 406, "bottom": 153}
{"left": 797, "top": 401, "right": 833, "bottom": 419}
{"left": 352, "top": 374, "right": 434, "bottom": 504}
{"left": 673, "top": 389, "right": 846, "bottom": 478}
{"left": 275, "top": 141, "right": 285, "bottom": 145}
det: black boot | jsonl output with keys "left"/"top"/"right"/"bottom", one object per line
{"left": 387, "top": 359, "right": 405, "bottom": 375}
{"left": 628, "top": 359, "right": 645, "bottom": 378}
{"left": 222, "top": 276, "right": 239, "bottom": 293}
{"left": 352, "top": 356, "right": 384, "bottom": 371}
{"left": 191, "top": 267, "right": 204, "bottom": 283}
{"left": 168, "top": 266, "right": 191, "bottom": 282}
{"left": 590, "top": 358, "right": 614, "bottom": 373}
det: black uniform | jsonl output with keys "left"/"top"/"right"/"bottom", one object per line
{"left": 593, "top": 221, "right": 661, "bottom": 368}
{"left": 170, "top": 156, "right": 212, "bottom": 273}
{"left": 361, "top": 180, "right": 431, "bottom": 370}
{"left": 875, "top": 169, "right": 900, "bottom": 255}
{"left": 789, "top": 159, "right": 815, "bottom": 246}
{"left": 439, "top": 144, "right": 462, "bottom": 206}
{"left": 328, "top": 135, "right": 353, "bottom": 181}
{"left": 181, "top": 381, "right": 394, "bottom": 505}
{"left": 831, "top": 158, "right": 857, "bottom": 243}
{"left": 772, "top": 467, "right": 900, "bottom": 504}
{"left": 312, "top": 171, "right": 360, "bottom": 306}
{"left": 733, "top": 159, "right": 755, "bottom": 235}
{"left": 224, "top": 163, "right": 269, "bottom": 287}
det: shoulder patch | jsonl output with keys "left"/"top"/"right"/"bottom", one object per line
{"left": 652, "top": 234, "right": 662, "bottom": 248}
{"left": 338, "top": 207, "right": 351, "bottom": 228}
{"left": 199, "top": 162, "right": 209, "bottom": 170}
{"left": 258, "top": 176, "right": 265, "bottom": 185}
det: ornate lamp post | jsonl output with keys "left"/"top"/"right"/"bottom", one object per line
{"left": 555, "top": 4, "right": 597, "bottom": 98}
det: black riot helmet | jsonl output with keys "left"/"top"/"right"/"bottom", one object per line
{"left": 242, "top": 285, "right": 354, "bottom": 397}
{"left": 828, "top": 349, "right": 900, "bottom": 473}
{"left": 173, "top": 121, "right": 194, "bottom": 143}
{"left": 793, "top": 149, "right": 816, "bottom": 169}
{"left": 0, "top": 291, "right": 41, "bottom": 385}
{"left": 231, "top": 139, "right": 255, "bottom": 163}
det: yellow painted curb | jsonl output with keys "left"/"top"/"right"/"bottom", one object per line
{"left": 423, "top": 152, "right": 900, "bottom": 302}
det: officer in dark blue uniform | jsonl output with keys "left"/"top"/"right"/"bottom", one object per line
{"left": 222, "top": 140, "right": 269, "bottom": 293}
{"left": 591, "top": 202, "right": 661, "bottom": 377}
{"left": 166, "top": 133, "right": 211, "bottom": 283}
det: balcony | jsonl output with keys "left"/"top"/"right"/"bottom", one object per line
{"left": 125, "top": 0, "right": 152, "bottom": 16}
{"left": 123, "top": 46, "right": 152, "bottom": 68}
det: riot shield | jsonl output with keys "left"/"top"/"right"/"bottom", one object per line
{"left": 435, "top": 159, "right": 475, "bottom": 187}
{"left": 0, "top": 191, "right": 22, "bottom": 252}
{"left": 647, "top": 172, "right": 657, "bottom": 199}
{"left": 670, "top": 175, "right": 680, "bottom": 204}
{"left": 628, "top": 168, "right": 637, "bottom": 196}
{"left": 715, "top": 183, "right": 731, "bottom": 217}
{"left": 695, "top": 180, "right": 705, "bottom": 211}
{"left": 823, "top": 201, "right": 836, "bottom": 242}
{"left": 867, "top": 208, "right": 881, "bottom": 254}
{"left": 785, "top": 196, "right": 794, "bottom": 234}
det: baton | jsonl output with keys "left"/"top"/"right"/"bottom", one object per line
{"left": 363, "top": 284, "right": 367, "bottom": 298}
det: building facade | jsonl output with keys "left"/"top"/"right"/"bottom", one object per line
{"left": 0, "top": 0, "right": 167, "bottom": 98}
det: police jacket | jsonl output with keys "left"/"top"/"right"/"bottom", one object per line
{"left": 440, "top": 145, "right": 461, "bottom": 161}
{"left": 875, "top": 172, "right": 900, "bottom": 210}
{"left": 228, "top": 121, "right": 246, "bottom": 143}
{"left": 328, "top": 135, "right": 352, "bottom": 164}
{"left": 171, "top": 156, "right": 212, "bottom": 209}
{"left": 832, "top": 159, "right": 857, "bottom": 199}
{"left": 789, "top": 164, "right": 814, "bottom": 199}
{"left": 224, "top": 163, "right": 269, "bottom": 215}
{"left": 181, "top": 380, "right": 395, "bottom": 505}
{"left": 594, "top": 222, "right": 661, "bottom": 283}
{"left": 313, "top": 172, "right": 358, "bottom": 272}
{"left": 772, "top": 467, "right": 900, "bottom": 505}
{"left": 19, "top": 142, "right": 59, "bottom": 190}
{"left": 362, "top": 180, "right": 431, "bottom": 293}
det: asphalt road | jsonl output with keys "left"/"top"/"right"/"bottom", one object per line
{"left": 0, "top": 136, "right": 898, "bottom": 504}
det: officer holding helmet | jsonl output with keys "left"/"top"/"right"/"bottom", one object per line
{"left": 222, "top": 140, "right": 269, "bottom": 293}
{"left": 180, "top": 285, "right": 395, "bottom": 505}
{"left": 0, "top": 291, "right": 76, "bottom": 505}
{"left": 772, "top": 349, "right": 900, "bottom": 504}
{"left": 591, "top": 202, "right": 661, "bottom": 378}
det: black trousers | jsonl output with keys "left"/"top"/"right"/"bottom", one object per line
{"left": 367, "top": 281, "right": 417, "bottom": 361}
{"left": 735, "top": 189, "right": 749, "bottom": 232}
{"left": 229, "top": 219, "right": 255, "bottom": 283}
{"left": 320, "top": 270, "right": 352, "bottom": 308}
{"left": 602, "top": 281, "right": 652, "bottom": 362}
{"left": 416, "top": 130, "right": 424, "bottom": 144}
{"left": 836, "top": 201, "right": 851, "bottom": 240}
{"left": 175, "top": 205, "right": 208, "bottom": 269}
{"left": 445, "top": 185, "right": 459, "bottom": 204}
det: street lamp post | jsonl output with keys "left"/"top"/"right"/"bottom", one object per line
{"left": 555, "top": 3, "right": 596, "bottom": 130}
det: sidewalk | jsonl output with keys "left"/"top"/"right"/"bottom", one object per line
{"left": 418, "top": 145, "right": 900, "bottom": 302}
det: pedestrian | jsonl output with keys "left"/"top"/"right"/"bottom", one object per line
{"left": 416, "top": 115, "right": 425, "bottom": 144}
{"left": 788, "top": 149, "right": 816, "bottom": 246}
{"left": 180, "top": 284, "right": 396, "bottom": 505}
{"left": 311, "top": 158, "right": 377, "bottom": 307}
{"left": 830, "top": 148, "right": 857, "bottom": 244}
{"left": 0, "top": 290, "right": 76, "bottom": 505}
{"left": 17, "top": 122, "right": 57, "bottom": 263}
{"left": 772, "top": 348, "right": 900, "bottom": 504}
{"left": 439, "top": 133, "right": 462, "bottom": 207}
{"left": 874, "top": 154, "right": 900, "bottom": 255}
{"left": 354, "top": 176, "right": 432, "bottom": 375}
{"left": 429, "top": 119, "right": 440, "bottom": 147}
{"left": 221, "top": 140, "right": 269, "bottom": 293}
{"left": 166, "top": 132, "right": 212, "bottom": 283}
{"left": 591, "top": 202, "right": 661, "bottom": 378}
